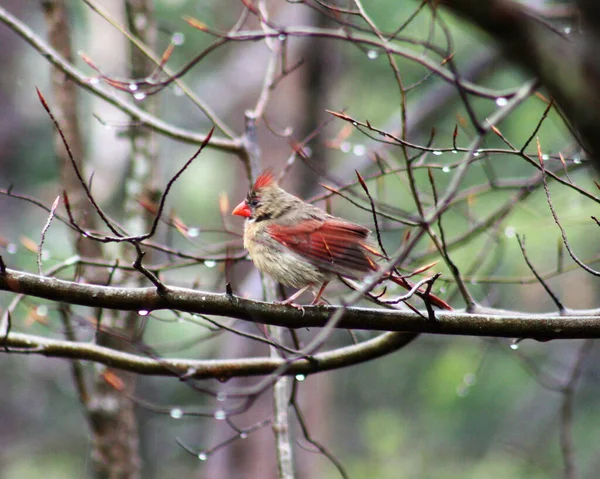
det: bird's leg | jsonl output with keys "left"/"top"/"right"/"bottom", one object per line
{"left": 311, "top": 281, "right": 330, "bottom": 305}
{"left": 279, "top": 280, "right": 331, "bottom": 309}
{"left": 280, "top": 285, "right": 312, "bottom": 313}
{"left": 282, "top": 285, "right": 311, "bottom": 304}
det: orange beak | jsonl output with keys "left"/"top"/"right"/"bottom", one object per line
{"left": 232, "top": 200, "right": 252, "bottom": 217}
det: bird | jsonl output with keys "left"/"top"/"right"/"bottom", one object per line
{"left": 232, "top": 169, "right": 451, "bottom": 310}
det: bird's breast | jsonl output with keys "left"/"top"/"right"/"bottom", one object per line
{"left": 244, "top": 220, "right": 327, "bottom": 288}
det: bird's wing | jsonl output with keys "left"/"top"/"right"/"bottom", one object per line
{"left": 267, "top": 218, "right": 379, "bottom": 278}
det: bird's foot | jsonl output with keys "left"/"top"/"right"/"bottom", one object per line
{"left": 310, "top": 297, "right": 330, "bottom": 306}
{"left": 280, "top": 299, "right": 306, "bottom": 316}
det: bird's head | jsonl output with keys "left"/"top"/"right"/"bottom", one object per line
{"left": 232, "top": 169, "right": 287, "bottom": 222}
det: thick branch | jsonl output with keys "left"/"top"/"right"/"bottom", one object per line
{"left": 4, "top": 330, "right": 416, "bottom": 379}
{"left": 1, "top": 268, "right": 600, "bottom": 338}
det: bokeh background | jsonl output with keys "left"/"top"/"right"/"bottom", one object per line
{"left": 1, "top": 1, "right": 599, "bottom": 478}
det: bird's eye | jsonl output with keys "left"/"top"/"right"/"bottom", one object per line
{"left": 248, "top": 197, "right": 259, "bottom": 207}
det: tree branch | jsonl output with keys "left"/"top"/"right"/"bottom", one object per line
{"left": 1, "top": 267, "right": 600, "bottom": 338}
{"left": 0, "top": 5, "right": 239, "bottom": 152}
{"left": 439, "top": 0, "right": 600, "bottom": 169}
{"left": 3, "top": 330, "right": 416, "bottom": 379}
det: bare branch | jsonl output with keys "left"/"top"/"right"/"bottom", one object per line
{"left": 0, "top": 267, "right": 599, "bottom": 338}
{"left": 2, "top": 329, "right": 416, "bottom": 380}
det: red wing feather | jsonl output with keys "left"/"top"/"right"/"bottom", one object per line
{"left": 267, "top": 219, "right": 378, "bottom": 278}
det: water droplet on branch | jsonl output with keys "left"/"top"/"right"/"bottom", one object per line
{"left": 170, "top": 408, "right": 183, "bottom": 419}
{"left": 214, "top": 409, "right": 226, "bottom": 420}
{"left": 172, "top": 32, "right": 185, "bottom": 45}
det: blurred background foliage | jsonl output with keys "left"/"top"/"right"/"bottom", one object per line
{"left": 0, "top": 1, "right": 598, "bottom": 478}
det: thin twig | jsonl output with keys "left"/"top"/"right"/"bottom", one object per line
{"left": 355, "top": 170, "right": 389, "bottom": 258}
{"left": 516, "top": 234, "right": 565, "bottom": 313}
{"left": 38, "top": 195, "right": 60, "bottom": 276}
{"left": 291, "top": 393, "right": 349, "bottom": 479}
{"left": 537, "top": 138, "right": 600, "bottom": 277}
{"left": 37, "top": 88, "right": 123, "bottom": 237}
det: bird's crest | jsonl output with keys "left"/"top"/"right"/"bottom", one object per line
{"left": 253, "top": 169, "right": 276, "bottom": 190}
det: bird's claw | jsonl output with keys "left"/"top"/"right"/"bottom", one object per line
{"left": 281, "top": 300, "right": 305, "bottom": 316}
{"left": 311, "top": 298, "right": 330, "bottom": 306}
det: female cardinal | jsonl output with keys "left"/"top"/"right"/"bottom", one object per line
{"left": 232, "top": 170, "right": 451, "bottom": 310}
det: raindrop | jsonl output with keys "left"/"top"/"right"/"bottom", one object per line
{"left": 240, "top": 433, "right": 248, "bottom": 439}
{"left": 128, "top": 83, "right": 139, "bottom": 92}
{"left": 573, "top": 157, "right": 582, "bottom": 164}
{"left": 367, "top": 50, "right": 378, "bottom": 60}
{"left": 303, "top": 146, "right": 313, "bottom": 158}
{"left": 495, "top": 97, "right": 508, "bottom": 107}
{"left": 170, "top": 408, "right": 183, "bottom": 419}
{"left": 504, "top": 226, "right": 516, "bottom": 238}
{"left": 187, "top": 227, "right": 200, "bottom": 238}
{"left": 172, "top": 32, "right": 185, "bottom": 45}
{"left": 451, "top": 150, "right": 458, "bottom": 154}
{"left": 134, "top": 13, "right": 147, "bottom": 30}
{"left": 278, "top": 34, "right": 286, "bottom": 41}
{"left": 542, "top": 154, "right": 549, "bottom": 161}
{"left": 432, "top": 150, "right": 443, "bottom": 156}
{"left": 463, "top": 373, "right": 476, "bottom": 386}
{"left": 442, "top": 166, "right": 451, "bottom": 173}
{"left": 201, "top": 296, "right": 206, "bottom": 301}
{"left": 352, "top": 144, "right": 366, "bottom": 156}
{"left": 6, "top": 243, "right": 17, "bottom": 254}
{"left": 564, "top": 26, "right": 572, "bottom": 34}
{"left": 217, "top": 392, "right": 227, "bottom": 402}
{"left": 473, "top": 151, "right": 480, "bottom": 157}
{"left": 198, "top": 452, "right": 207, "bottom": 461}
{"left": 36, "top": 305, "right": 48, "bottom": 317}
{"left": 295, "top": 374, "right": 306, "bottom": 382}
{"left": 340, "top": 142, "right": 351, "bottom": 153}
{"left": 133, "top": 92, "right": 146, "bottom": 101}
{"left": 89, "top": 77, "right": 100, "bottom": 85}
{"left": 138, "top": 310, "right": 150, "bottom": 316}
{"left": 510, "top": 343, "right": 519, "bottom": 350}
{"left": 214, "top": 409, "right": 226, "bottom": 420}
{"left": 204, "top": 260, "right": 217, "bottom": 268}
{"left": 456, "top": 384, "right": 469, "bottom": 397}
